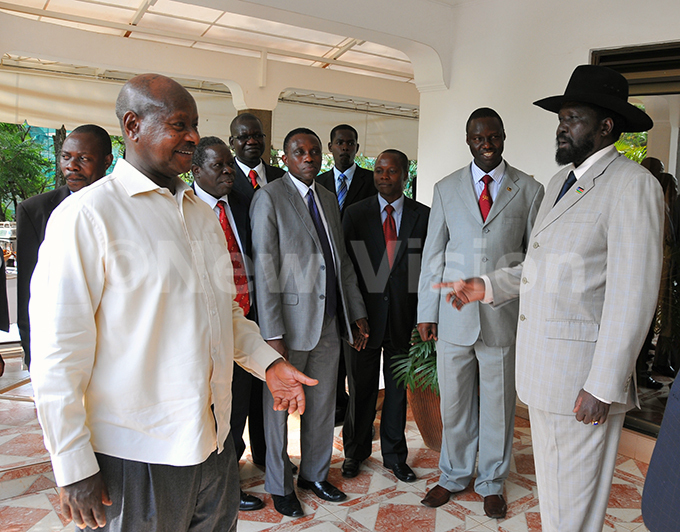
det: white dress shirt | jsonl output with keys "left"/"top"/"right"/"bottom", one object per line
{"left": 378, "top": 193, "right": 405, "bottom": 234}
{"left": 333, "top": 163, "right": 357, "bottom": 195}
{"left": 30, "top": 159, "right": 280, "bottom": 487}
{"left": 471, "top": 160, "right": 506, "bottom": 202}
{"left": 193, "top": 182, "right": 245, "bottom": 255}
{"left": 236, "top": 158, "right": 267, "bottom": 188}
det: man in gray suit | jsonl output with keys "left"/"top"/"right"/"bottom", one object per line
{"left": 417, "top": 108, "right": 544, "bottom": 518}
{"left": 250, "top": 127, "right": 369, "bottom": 518}
{"left": 444, "top": 66, "right": 663, "bottom": 531}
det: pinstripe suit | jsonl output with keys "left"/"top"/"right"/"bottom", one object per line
{"left": 489, "top": 148, "right": 664, "bottom": 531}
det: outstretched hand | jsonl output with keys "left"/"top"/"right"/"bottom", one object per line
{"left": 351, "top": 318, "right": 370, "bottom": 351}
{"left": 433, "top": 278, "right": 486, "bottom": 310}
{"left": 266, "top": 359, "right": 318, "bottom": 415}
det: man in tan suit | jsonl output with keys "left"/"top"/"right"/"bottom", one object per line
{"left": 442, "top": 65, "right": 664, "bottom": 531}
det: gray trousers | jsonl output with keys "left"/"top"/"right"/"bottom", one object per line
{"left": 263, "top": 316, "right": 340, "bottom": 496}
{"left": 84, "top": 435, "right": 239, "bottom": 532}
{"left": 436, "top": 336, "right": 516, "bottom": 496}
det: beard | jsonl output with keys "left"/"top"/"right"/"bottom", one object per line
{"left": 555, "top": 131, "right": 596, "bottom": 166}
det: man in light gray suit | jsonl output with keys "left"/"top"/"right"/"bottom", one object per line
{"left": 444, "top": 65, "right": 663, "bottom": 531}
{"left": 417, "top": 108, "right": 544, "bottom": 518}
{"left": 250, "top": 127, "right": 369, "bottom": 518}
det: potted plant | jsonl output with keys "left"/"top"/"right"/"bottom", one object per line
{"left": 392, "top": 328, "right": 442, "bottom": 451}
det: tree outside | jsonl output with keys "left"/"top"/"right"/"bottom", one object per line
{"left": 0, "top": 123, "right": 50, "bottom": 221}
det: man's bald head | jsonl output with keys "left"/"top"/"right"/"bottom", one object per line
{"left": 116, "top": 74, "right": 194, "bottom": 129}
{"left": 115, "top": 73, "right": 199, "bottom": 192}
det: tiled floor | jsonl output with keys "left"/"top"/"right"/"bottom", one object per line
{"left": 0, "top": 354, "right": 652, "bottom": 531}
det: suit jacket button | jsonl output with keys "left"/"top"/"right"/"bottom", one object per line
{"left": 522, "top": 277, "right": 528, "bottom": 284}
{"left": 383, "top": 296, "right": 388, "bottom": 301}
{"left": 481, "top": 257, "right": 488, "bottom": 262}
{"left": 519, "top": 314, "right": 526, "bottom": 321}
{"left": 533, "top": 242, "right": 539, "bottom": 249}
{"left": 320, "top": 295, "right": 325, "bottom": 300}
{"left": 484, "top": 228, "right": 490, "bottom": 233}
{"left": 321, "top": 265, "right": 325, "bottom": 270}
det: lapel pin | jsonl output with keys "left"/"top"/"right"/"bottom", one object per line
{"left": 507, "top": 187, "right": 512, "bottom": 191}
{"left": 576, "top": 186, "right": 584, "bottom": 194}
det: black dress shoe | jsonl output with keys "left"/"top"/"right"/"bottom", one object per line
{"left": 239, "top": 490, "right": 265, "bottom": 511}
{"left": 389, "top": 462, "right": 416, "bottom": 482}
{"left": 297, "top": 477, "right": 347, "bottom": 502}
{"left": 639, "top": 374, "right": 664, "bottom": 389}
{"left": 653, "top": 364, "right": 677, "bottom": 378}
{"left": 272, "top": 492, "right": 304, "bottom": 517}
{"left": 341, "top": 458, "right": 362, "bottom": 478}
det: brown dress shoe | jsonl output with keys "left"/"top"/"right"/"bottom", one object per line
{"left": 483, "top": 494, "right": 507, "bottom": 518}
{"left": 421, "top": 484, "right": 453, "bottom": 507}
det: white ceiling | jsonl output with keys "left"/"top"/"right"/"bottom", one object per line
{"left": 0, "top": 0, "right": 415, "bottom": 83}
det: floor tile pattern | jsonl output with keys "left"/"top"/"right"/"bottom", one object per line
{"left": 0, "top": 364, "right": 652, "bottom": 531}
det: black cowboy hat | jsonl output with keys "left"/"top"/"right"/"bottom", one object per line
{"left": 533, "top": 65, "right": 653, "bottom": 132}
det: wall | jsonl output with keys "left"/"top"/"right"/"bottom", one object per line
{"left": 415, "top": 0, "right": 680, "bottom": 204}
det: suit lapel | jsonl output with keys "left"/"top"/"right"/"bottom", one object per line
{"left": 483, "top": 169, "right": 520, "bottom": 225}
{"left": 394, "top": 198, "right": 419, "bottom": 266}
{"left": 283, "top": 174, "right": 325, "bottom": 254}
{"left": 367, "top": 197, "right": 387, "bottom": 255}
{"left": 456, "top": 165, "right": 484, "bottom": 225}
{"left": 533, "top": 150, "right": 619, "bottom": 236}
{"left": 346, "top": 168, "right": 368, "bottom": 206}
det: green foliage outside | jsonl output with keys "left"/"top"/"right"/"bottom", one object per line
{"left": 0, "top": 123, "right": 51, "bottom": 221}
{"left": 616, "top": 104, "right": 648, "bottom": 163}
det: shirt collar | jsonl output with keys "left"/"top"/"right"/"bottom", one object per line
{"left": 333, "top": 163, "right": 357, "bottom": 181}
{"left": 471, "top": 159, "right": 506, "bottom": 184}
{"left": 114, "top": 158, "right": 188, "bottom": 198}
{"left": 193, "top": 181, "right": 229, "bottom": 210}
{"left": 235, "top": 158, "right": 265, "bottom": 178}
{"left": 289, "top": 173, "right": 317, "bottom": 198}
{"left": 570, "top": 145, "right": 617, "bottom": 180}
{"left": 378, "top": 193, "right": 405, "bottom": 214}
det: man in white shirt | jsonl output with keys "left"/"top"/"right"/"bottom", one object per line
{"left": 442, "top": 65, "right": 663, "bottom": 532}
{"left": 30, "top": 73, "right": 316, "bottom": 532}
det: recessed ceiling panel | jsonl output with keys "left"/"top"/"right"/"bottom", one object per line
{"left": 151, "top": 0, "right": 224, "bottom": 23}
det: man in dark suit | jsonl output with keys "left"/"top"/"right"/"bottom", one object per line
{"left": 317, "top": 124, "right": 377, "bottom": 216}
{"left": 250, "top": 128, "right": 369, "bottom": 518}
{"left": 16, "top": 124, "right": 113, "bottom": 368}
{"left": 191, "top": 136, "right": 266, "bottom": 512}
{"left": 341, "top": 149, "right": 429, "bottom": 482}
{"left": 317, "top": 124, "right": 377, "bottom": 423}
{"left": 229, "top": 113, "right": 285, "bottom": 200}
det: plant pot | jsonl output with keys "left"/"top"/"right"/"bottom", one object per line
{"left": 407, "top": 385, "right": 442, "bottom": 452}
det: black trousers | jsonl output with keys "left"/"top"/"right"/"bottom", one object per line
{"left": 343, "top": 332, "right": 408, "bottom": 468}
{"left": 231, "top": 363, "right": 266, "bottom": 465}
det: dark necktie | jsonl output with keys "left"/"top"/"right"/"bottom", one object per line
{"left": 216, "top": 201, "right": 250, "bottom": 315}
{"left": 479, "top": 174, "right": 493, "bottom": 221}
{"left": 306, "top": 190, "right": 337, "bottom": 318}
{"left": 555, "top": 171, "right": 577, "bottom": 205}
{"left": 248, "top": 169, "right": 260, "bottom": 190}
{"left": 383, "top": 204, "right": 397, "bottom": 268}
{"left": 337, "top": 173, "right": 348, "bottom": 211}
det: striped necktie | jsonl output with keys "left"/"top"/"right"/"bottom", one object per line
{"left": 337, "top": 173, "right": 348, "bottom": 211}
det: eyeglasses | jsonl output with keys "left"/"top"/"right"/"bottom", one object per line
{"left": 233, "top": 133, "right": 266, "bottom": 142}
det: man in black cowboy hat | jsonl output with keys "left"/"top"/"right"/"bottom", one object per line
{"left": 437, "top": 65, "right": 664, "bottom": 531}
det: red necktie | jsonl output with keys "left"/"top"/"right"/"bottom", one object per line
{"left": 479, "top": 174, "right": 493, "bottom": 221}
{"left": 248, "top": 169, "right": 259, "bottom": 190}
{"left": 216, "top": 201, "right": 250, "bottom": 315}
{"left": 383, "top": 204, "right": 397, "bottom": 268}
